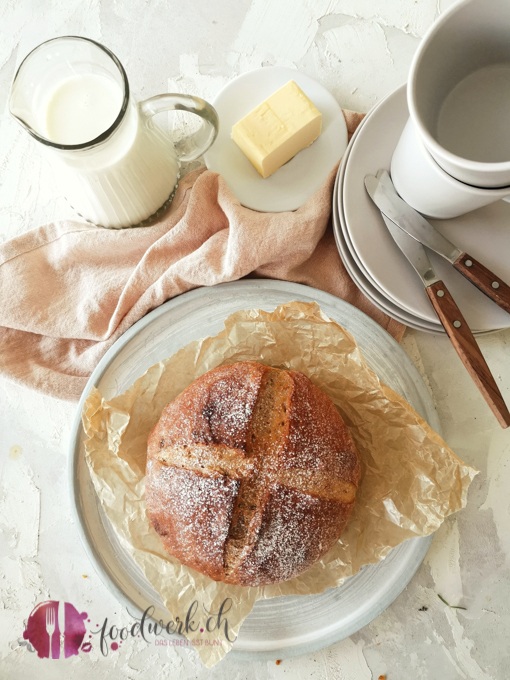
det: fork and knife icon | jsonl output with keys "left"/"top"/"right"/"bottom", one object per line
{"left": 45, "top": 601, "right": 66, "bottom": 659}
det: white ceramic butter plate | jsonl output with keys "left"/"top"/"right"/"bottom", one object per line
{"left": 341, "top": 84, "right": 510, "bottom": 333}
{"left": 70, "top": 280, "right": 436, "bottom": 661}
{"left": 204, "top": 67, "right": 347, "bottom": 212}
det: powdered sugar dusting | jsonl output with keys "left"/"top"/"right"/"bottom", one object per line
{"left": 146, "top": 461, "right": 240, "bottom": 579}
{"left": 146, "top": 362, "right": 361, "bottom": 586}
{"left": 285, "top": 370, "right": 361, "bottom": 486}
{"left": 234, "top": 483, "right": 350, "bottom": 584}
{"left": 149, "top": 362, "right": 264, "bottom": 454}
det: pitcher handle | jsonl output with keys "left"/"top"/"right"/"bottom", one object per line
{"left": 139, "top": 94, "right": 219, "bottom": 162}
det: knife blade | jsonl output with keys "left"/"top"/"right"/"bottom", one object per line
{"left": 380, "top": 212, "right": 510, "bottom": 429}
{"left": 365, "top": 170, "right": 510, "bottom": 314}
{"left": 58, "top": 600, "right": 65, "bottom": 659}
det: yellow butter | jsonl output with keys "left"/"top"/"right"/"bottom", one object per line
{"left": 231, "top": 80, "right": 322, "bottom": 178}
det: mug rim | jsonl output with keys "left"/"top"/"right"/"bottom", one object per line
{"left": 9, "top": 35, "right": 130, "bottom": 151}
{"left": 407, "top": 0, "right": 510, "bottom": 181}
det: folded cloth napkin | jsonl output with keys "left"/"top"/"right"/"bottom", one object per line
{"left": 0, "top": 110, "right": 404, "bottom": 401}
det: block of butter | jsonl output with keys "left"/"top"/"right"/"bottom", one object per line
{"left": 231, "top": 80, "right": 322, "bottom": 178}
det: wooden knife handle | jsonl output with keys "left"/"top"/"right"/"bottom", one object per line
{"left": 426, "top": 280, "right": 510, "bottom": 428}
{"left": 454, "top": 253, "right": 510, "bottom": 314}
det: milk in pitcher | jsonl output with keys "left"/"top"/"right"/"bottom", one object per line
{"left": 10, "top": 36, "right": 218, "bottom": 228}
{"left": 41, "top": 73, "right": 180, "bottom": 228}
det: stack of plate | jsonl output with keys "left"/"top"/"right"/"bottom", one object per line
{"left": 333, "top": 85, "right": 510, "bottom": 335}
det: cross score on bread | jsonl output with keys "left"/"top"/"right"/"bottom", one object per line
{"left": 146, "top": 361, "right": 361, "bottom": 587}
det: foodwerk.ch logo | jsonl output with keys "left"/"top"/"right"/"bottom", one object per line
{"left": 22, "top": 597, "right": 235, "bottom": 659}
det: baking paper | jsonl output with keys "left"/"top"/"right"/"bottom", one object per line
{"left": 82, "top": 301, "right": 477, "bottom": 666}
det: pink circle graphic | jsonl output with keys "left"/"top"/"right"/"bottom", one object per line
{"left": 23, "top": 600, "right": 88, "bottom": 659}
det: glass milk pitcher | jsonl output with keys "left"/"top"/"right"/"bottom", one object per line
{"left": 9, "top": 36, "right": 219, "bottom": 229}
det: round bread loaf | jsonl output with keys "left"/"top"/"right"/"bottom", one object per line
{"left": 145, "top": 361, "right": 361, "bottom": 586}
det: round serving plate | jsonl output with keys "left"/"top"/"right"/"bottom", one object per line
{"left": 70, "top": 280, "right": 438, "bottom": 660}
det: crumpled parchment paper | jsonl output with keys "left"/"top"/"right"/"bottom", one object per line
{"left": 82, "top": 301, "right": 477, "bottom": 666}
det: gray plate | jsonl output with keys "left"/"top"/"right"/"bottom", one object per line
{"left": 69, "top": 280, "right": 438, "bottom": 660}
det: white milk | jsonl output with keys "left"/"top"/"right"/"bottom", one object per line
{"left": 44, "top": 73, "right": 123, "bottom": 145}
{"left": 41, "top": 74, "right": 180, "bottom": 228}
{"left": 436, "top": 63, "right": 510, "bottom": 164}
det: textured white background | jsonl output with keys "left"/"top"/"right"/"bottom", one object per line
{"left": 1, "top": 1, "right": 510, "bottom": 678}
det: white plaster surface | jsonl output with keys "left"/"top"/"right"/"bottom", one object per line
{"left": 1, "top": 1, "right": 510, "bottom": 678}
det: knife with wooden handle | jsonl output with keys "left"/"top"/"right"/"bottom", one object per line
{"left": 425, "top": 279, "right": 510, "bottom": 428}
{"left": 452, "top": 254, "right": 510, "bottom": 313}
{"left": 369, "top": 170, "right": 510, "bottom": 314}
{"left": 365, "top": 177, "right": 510, "bottom": 428}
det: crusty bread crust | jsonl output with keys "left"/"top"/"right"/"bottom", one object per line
{"left": 145, "top": 361, "right": 361, "bottom": 586}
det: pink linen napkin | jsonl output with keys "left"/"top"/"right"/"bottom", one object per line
{"left": 0, "top": 110, "right": 404, "bottom": 401}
